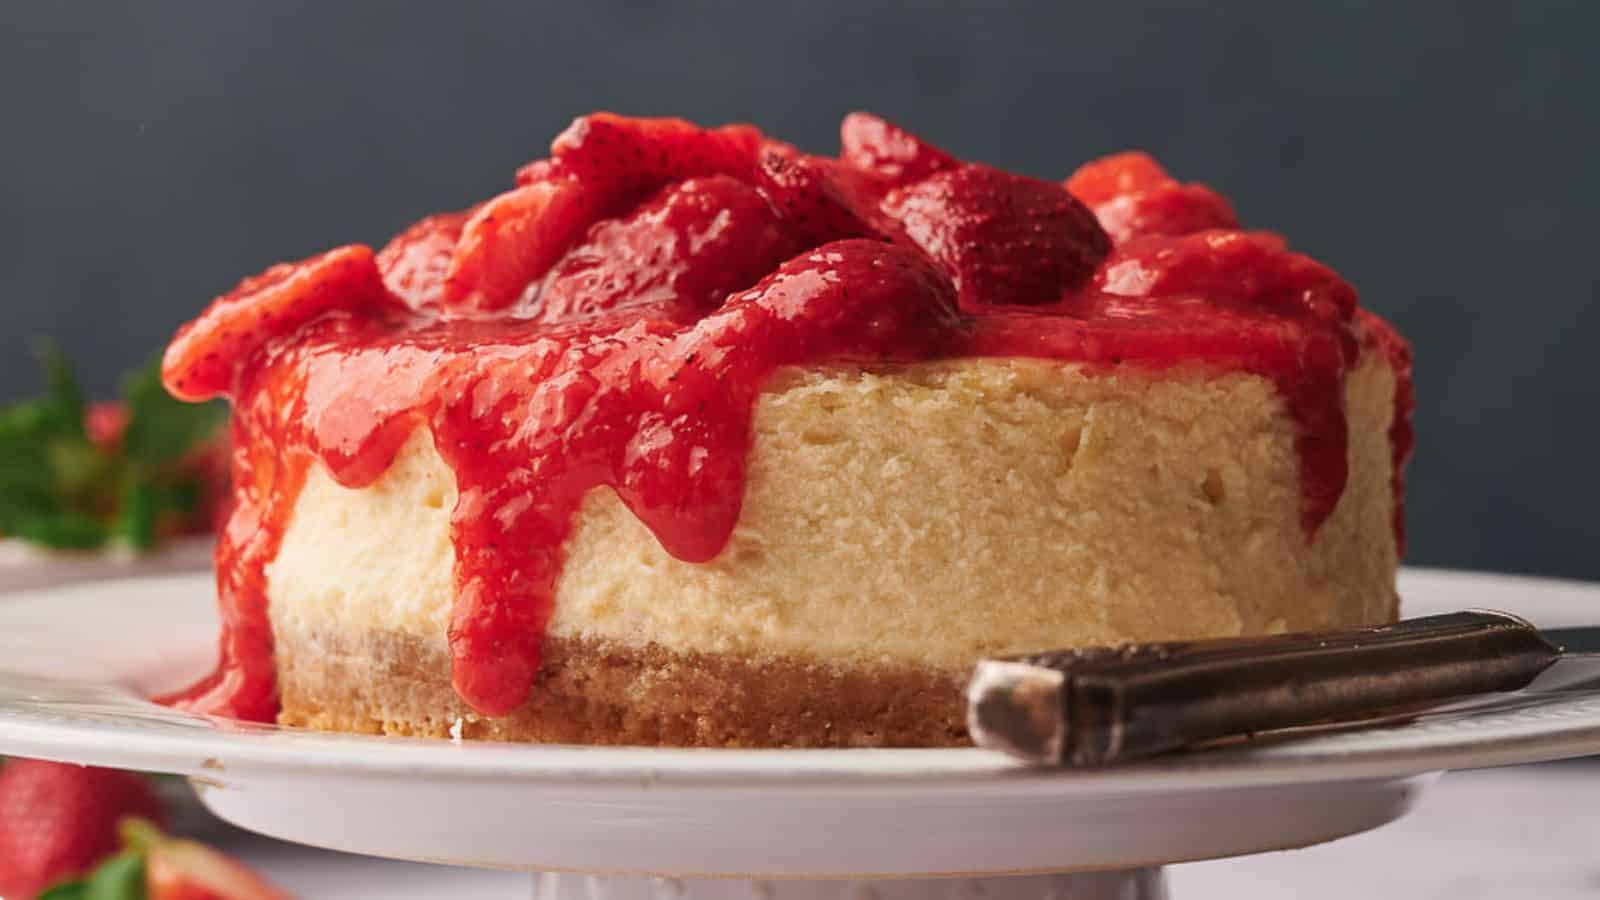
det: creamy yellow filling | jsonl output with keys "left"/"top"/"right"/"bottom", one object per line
{"left": 266, "top": 357, "right": 1398, "bottom": 670}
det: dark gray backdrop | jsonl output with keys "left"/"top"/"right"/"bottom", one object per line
{"left": 4, "top": 2, "right": 1596, "bottom": 578}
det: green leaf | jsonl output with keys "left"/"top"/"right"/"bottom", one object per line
{"left": 38, "top": 849, "right": 148, "bottom": 900}
{"left": 0, "top": 348, "right": 224, "bottom": 552}
{"left": 49, "top": 437, "right": 117, "bottom": 503}
{"left": 38, "top": 880, "right": 90, "bottom": 899}
{"left": 35, "top": 339, "right": 87, "bottom": 440}
{"left": 0, "top": 346, "right": 85, "bottom": 517}
{"left": 84, "top": 849, "right": 147, "bottom": 900}
{"left": 0, "top": 476, "right": 57, "bottom": 524}
{"left": 8, "top": 511, "right": 110, "bottom": 549}
{"left": 119, "top": 356, "right": 225, "bottom": 470}
{"left": 114, "top": 479, "right": 158, "bottom": 551}
{"left": 0, "top": 343, "right": 102, "bottom": 549}
{"left": 113, "top": 475, "right": 204, "bottom": 551}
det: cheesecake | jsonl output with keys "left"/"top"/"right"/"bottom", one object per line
{"left": 159, "top": 113, "right": 1413, "bottom": 747}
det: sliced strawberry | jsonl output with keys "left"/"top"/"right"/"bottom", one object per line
{"left": 438, "top": 180, "right": 604, "bottom": 313}
{"left": 123, "top": 820, "right": 288, "bottom": 900}
{"left": 1089, "top": 182, "right": 1238, "bottom": 244}
{"left": 535, "top": 175, "right": 798, "bottom": 324}
{"left": 376, "top": 208, "right": 475, "bottom": 310}
{"left": 839, "top": 112, "right": 957, "bottom": 185}
{"left": 752, "top": 142, "right": 891, "bottom": 246}
{"left": 548, "top": 112, "right": 763, "bottom": 194}
{"left": 163, "top": 245, "right": 392, "bottom": 402}
{"left": 0, "top": 760, "right": 165, "bottom": 899}
{"left": 1064, "top": 150, "right": 1174, "bottom": 206}
{"left": 473, "top": 116, "right": 783, "bottom": 314}
{"left": 880, "top": 163, "right": 1110, "bottom": 308}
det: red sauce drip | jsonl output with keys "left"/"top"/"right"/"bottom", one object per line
{"left": 159, "top": 113, "right": 1413, "bottom": 722}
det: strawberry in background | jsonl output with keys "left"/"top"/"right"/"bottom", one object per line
{"left": 0, "top": 760, "right": 163, "bottom": 898}
{"left": 0, "top": 758, "right": 289, "bottom": 899}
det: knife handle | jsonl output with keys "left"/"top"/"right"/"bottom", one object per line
{"left": 966, "top": 610, "right": 1561, "bottom": 766}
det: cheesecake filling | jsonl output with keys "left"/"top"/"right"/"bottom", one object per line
{"left": 159, "top": 113, "right": 1413, "bottom": 724}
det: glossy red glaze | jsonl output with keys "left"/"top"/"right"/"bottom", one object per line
{"left": 377, "top": 209, "right": 475, "bottom": 310}
{"left": 535, "top": 176, "right": 799, "bottom": 324}
{"left": 160, "top": 112, "right": 1412, "bottom": 722}
{"left": 1065, "top": 149, "right": 1239, "bottom": 244}
{"left": 163, "top": 245, "right": 397, "bottom": 402}
{"left": 839, "top": 112, "right": 956, "bottom": 185}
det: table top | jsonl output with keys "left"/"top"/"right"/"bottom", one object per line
{"left": 201, "top": 761, "right": 1599, "bottom": 898}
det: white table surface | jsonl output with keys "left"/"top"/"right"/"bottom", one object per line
{"left": 199, "top": 761, "right": 1600, "bottom": 899}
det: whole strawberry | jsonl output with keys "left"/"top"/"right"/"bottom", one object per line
{"left": 0, "top": 759, "right": 165, "bottom": 899}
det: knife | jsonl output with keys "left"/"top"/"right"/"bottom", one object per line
{"left": 965, "top": 610, "right": 1595, "bottom": 766}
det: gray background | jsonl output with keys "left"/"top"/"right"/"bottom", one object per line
{"left": 3, "top": 2, "right": 1595, "bottom": 578}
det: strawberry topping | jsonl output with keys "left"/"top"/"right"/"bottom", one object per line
{"left": 158, "top": 112, "right": 1413, "bottom": 725}
{"left": 162, "top": 246, "right": 395, "bottom": 402}
{"left": 377, "top": 209, "right": 475, "bottom": 310}
{"left": 881, "top": 163, "right": 1110, "bottom": 307}
{"left": 534, "top": 176, "right": 799, "bottom": 324}
{"left": 1066, "top": 151, "right": 1239, "bottom": 243}
{"left": 839, "top": 112, "right": 957, "bottom": 185}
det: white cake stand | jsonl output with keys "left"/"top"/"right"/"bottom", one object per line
{"left": 2, "top": 569, "right": 1599, "bottom": 899}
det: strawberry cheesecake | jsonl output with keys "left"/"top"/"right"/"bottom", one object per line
{"left": 159, "top": 113, "right": 1413, "bottom": 747}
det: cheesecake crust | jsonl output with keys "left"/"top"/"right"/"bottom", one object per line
{"left": 275, "top": 622, "right": 968, "bottom": 747}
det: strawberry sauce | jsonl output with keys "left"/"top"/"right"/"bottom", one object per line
{"left": 160, "top": 114, "right": 1413, "bottom": 723}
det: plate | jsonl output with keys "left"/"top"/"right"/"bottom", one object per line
{"left": 0, "top": 568, "right": 1596, "bottom": 878}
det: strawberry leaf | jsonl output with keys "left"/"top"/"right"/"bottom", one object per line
{"left": 35, "top": 848, "right": 147, "bottom": 900}
{"left": 9, "top": 511, "right": 113, "bottom": 550}
{"left": 115, "top": 357, "right": 225, "bottom": 550}
{"left": 121, "top": 356, "right": 226, "bottom": 471}
{"left": 0, "top": 349, "right": 225, "bottom": 551}
{"left": 0, "top": 343, "right": 110, "bottom": 549}
{"left": 37, "top": 340, "right": 88, "bottom": 438}
{"left": 84, "top": 849, "right": 146, "bottom": 900}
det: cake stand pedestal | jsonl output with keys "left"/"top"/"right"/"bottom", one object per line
{"left": 194, "top": 766, "right": 1430, "bottom": 900}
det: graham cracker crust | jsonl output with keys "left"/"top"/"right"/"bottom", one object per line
{"left": 274, "top": 625, "right": 970, "bottom": 747}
